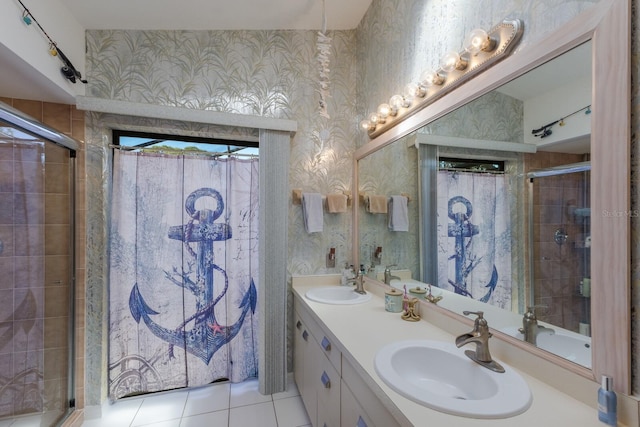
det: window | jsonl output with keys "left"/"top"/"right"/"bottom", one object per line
{"left": 112, "top": 130, "right": 258, "bottom": 157}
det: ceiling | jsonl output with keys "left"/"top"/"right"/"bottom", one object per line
{"left": 0, "top": 0, "right": 371, "bottom": 104}
{"left": 59, "top": 0, "right": 373, "bottom": 31}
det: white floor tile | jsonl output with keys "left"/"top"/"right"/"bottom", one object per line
{"left": 272, "top": 373, "right": 300, "bottom": 401}
{"left": 183, "top": 383, "right": 230, "bottom": 417}
{"left": 131, "top": 391, "right": 188, "bottom": 426}
{"left": 229, "top": 378, "right": 272, "bottom": 408}
{"left": 229, "top": 401, "right": 277, "bottom": 427}
{"left": 179, "top": 409, "right": 228, "bottom": 427}
{"left": 94, "top": 397, "right": 143, "bottom": 426}
{"left": 134, "top": 420, "right": 181, "bottom": 427}
{"left": 9, "top": 414, "right": 42, "bottom": 427}
{"left": 273, "top": 396, "right": 310, "bottom": 427}
{"left": 80, "top": 377, "right": 311, "bottom": 427}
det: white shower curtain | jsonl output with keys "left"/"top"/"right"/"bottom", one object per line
{"left": 108, "top": 150, "right": 259, "bottom": 399}
{"left": 437, "top": 171, "right": 511, "bottom": 309}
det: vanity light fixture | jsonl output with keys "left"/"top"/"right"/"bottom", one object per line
{"left": 361, "top": 18, "right": 523, "bottom": 139}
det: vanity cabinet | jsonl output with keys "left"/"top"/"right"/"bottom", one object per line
{"left": 294, "top": 304, "right": 341, "bottom": 427}
{"left": 294, "top": 298, "right": 400, "bottom": 427}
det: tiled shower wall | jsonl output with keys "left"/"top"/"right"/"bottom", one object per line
{"left": 0, "top": 98, "right": 86, "bottom": 419}
{"left": 525, "top": 151, "right": 590, "bottom": 333}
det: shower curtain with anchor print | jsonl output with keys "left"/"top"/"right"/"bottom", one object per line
{"left": 108, "top": 150, "right": 259, "bottom": 399}
{"left": 437, "top": 170, "right": 512, "bottom": 309}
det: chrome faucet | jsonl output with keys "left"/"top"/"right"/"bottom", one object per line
{"left": 347, "top": 271, "right": 366, "bottom": 295}
{"left": 455, "top": 311, "right": 505, "bottom": 373}
{"left": 383, "top": 264, "right": 401, "bottom": 285}
{"left": 519, "top": 305, "right": 552, "bottom": 345}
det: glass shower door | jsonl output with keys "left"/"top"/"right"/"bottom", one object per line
{"left": 0, "top": 121, "right": 75, "bottom": 426}
{"left": 529, "top": 164, "right": 590, "bottom": 335}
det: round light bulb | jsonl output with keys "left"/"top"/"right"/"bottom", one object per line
{"left": 360, "top": 119, "right": 373, "bottom": 132}
{"left": 377, "top": 103, "right": 391, "bottom": 119}
{"left": 368, "top": 112, "right": 380, "bottom": 125}
{"left": 419, "top": 69, "right": 444, "bottom": 88}
{"left": 404, "top": 82, "right": 425, "bottom": 100}
{"left": 439, "top": 51, "right": 466, "bottom": 72}
{"left": 389, "top": 94, "right": 405, "bottom": 112}
{"left": 403, "top": 83, "right": 417, "bottom": 104}
{"left": 463, "top": 28, "right": 495, "bottom": 54}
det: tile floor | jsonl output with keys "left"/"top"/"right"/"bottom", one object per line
{"left": 81, "top": 374, "right": 311, "bottom": 427}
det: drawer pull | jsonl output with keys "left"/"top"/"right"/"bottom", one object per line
{"left": 321, "top": 336, "right": 332, "bottom": 351}
{"left": 321, "top": 371, "right": 331, "bottom": 388}
{"left": 302, "top": 330, "right": 309, "bottom": 341}
{"left": 356, "top": 416, "right": 368, "bottom": 427}
{"left": 296, "top": 320, "right": 302, "bottom": 329}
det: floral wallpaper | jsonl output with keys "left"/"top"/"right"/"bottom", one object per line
{"left": 80, "top": 0, "right": 640, "bottom": 407}
{"left": 83, "top": 29, "right": 357, "bottom": 405}
{"left": 358, "top": 133, "right": 420, "bottom": 278}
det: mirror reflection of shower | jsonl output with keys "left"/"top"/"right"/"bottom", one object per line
{"left": 527, "top": 161, "right": 590, "bottom": 336}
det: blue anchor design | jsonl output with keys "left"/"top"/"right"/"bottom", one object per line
{"left": 447, "top": 196, "right": 498, "bottom": 301}
{"left": 129, "top": 188, "right": 257, "bottom": 364}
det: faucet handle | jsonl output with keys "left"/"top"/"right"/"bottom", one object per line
{"left": 462, "top": 310, "right": 484, "bottom": 319}
{"left": 524, "top": 305, "right": 547, "bottom": 318}
{"left": 463, "top": 310, "right": 490, "bottom": 333}
{"left": 384, "top": 264, "right": 397, "bottom": 272}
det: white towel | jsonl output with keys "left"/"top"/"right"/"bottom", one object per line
{"left": 302, "top": 192, "right": 323, "bottom": 233}
{"left": 388, "top": 195, "right": 409, "bottom": 231}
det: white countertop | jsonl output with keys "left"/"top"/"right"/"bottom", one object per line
{"left": 292, "top": 276, "right": 620, "bottom": 427}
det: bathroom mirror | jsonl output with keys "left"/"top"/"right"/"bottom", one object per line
{"left": 353, "top": 0, "right": 630, "bottom": 393}
{"left": 359, "top": 41, "right": 591, "bottom": 352}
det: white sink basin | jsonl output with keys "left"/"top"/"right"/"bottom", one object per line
{"left": 305, "top": 286, "right": 372, "bottom": 305}
{"left": 500, "top": 326, "right": 591, "bottom": 368}
{"left": 374, "top": 340, "right": 532, "bottom": 418}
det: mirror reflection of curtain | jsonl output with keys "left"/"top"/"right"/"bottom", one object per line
{"left": 108, "top": 150, "right": 259, "bottom": 400}
{"left": 437, "top": 171, "right": 511, "bottom": 309}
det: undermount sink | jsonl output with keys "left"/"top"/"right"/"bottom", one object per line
{"left": 374, "top": 340, "right": 532, "bottom": 418}
{"left": 305, "top": 286, "right": 372, "bottom": 305}
{"left": 500, "top": 326, "right": 592, "bottom": 368}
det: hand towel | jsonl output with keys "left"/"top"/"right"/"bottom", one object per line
{"left": 367, "top": 195, "right": 388, "bottom": 214}
{"left": 326, "top": 193, "right": 348, "bottom": 213}
{"left": 302, "top": 192, "right": 323, "bottom": 233}
{"left": 388, "top": 195, "right": 409, "bottom": 231}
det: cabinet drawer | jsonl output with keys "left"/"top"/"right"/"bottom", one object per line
{"left": 296, "top": 302, "right": 342, "bottom": 375}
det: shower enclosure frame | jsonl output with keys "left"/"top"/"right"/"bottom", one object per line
{"left": 0, "top": 100, "right": 79, "bottom": 426}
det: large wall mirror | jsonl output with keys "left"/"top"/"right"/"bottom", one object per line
{"left": 353, "top": 0, "right": 630, "bottom": 393}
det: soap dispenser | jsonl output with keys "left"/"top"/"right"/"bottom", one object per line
{"left": 598, "top": 375, "right": 617, "bottom": 426}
